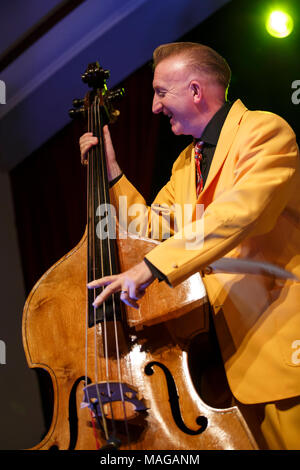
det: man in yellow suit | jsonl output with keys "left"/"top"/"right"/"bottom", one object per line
{"left": 80, "top": 42, "right": 300, "bottom": 449}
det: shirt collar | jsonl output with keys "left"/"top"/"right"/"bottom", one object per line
{"left": 198, "top": 101, "right": 233, "bottom": 146}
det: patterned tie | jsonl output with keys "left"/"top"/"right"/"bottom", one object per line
{"left": 194, "top": 140, "right": 204, "bottom": 197}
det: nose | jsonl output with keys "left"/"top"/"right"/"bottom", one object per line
{"left": 152, "top": 94, "right": 162, "bottom": 114}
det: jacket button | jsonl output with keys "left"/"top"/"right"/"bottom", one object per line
{"left": 172, "top": 263, "right": 178, "bottom": 269}
{"left": 203, "top": 266, "right": 213, "bottom": 275}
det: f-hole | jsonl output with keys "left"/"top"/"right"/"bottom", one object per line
{"left": 144, "top": 361, "right": 208, "bottom": 435}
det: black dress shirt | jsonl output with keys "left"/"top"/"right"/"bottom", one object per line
{"left": 194, "top": 100, "right": 233, "bottom": 187}
{"left": 144, "top": 100, "right": 233, "bottom": 281}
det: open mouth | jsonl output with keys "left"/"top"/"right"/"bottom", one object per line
{"left": 163, "top": 110, "right": 175, "bottom": 125}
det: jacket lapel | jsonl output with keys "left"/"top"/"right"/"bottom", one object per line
{"left": 197, "top": 99, "right": 248, "bottom": 203}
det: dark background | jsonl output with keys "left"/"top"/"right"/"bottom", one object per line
{"left": 0, "top": 0, "right": 297, "bottom": 448}
{"left": 10, "top": 0, "right": 299, "bottom": 296}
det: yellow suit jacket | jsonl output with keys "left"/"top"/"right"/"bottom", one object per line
{"left": 110, "top": 99, "right": 300, "bottom": 404}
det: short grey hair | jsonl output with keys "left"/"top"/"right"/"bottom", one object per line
{"left": 153, "top": 42, "right": 231, "bottom": 91}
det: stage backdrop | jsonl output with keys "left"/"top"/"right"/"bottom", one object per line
{"left": 9, "top": 0, "right": 300, "bottom": 445}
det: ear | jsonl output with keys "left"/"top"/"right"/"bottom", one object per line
{"left": 190, "top": 81, "right": 202, "bottom": 103}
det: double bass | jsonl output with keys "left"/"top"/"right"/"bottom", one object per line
{"left": 22, "top": 62, "right": 258, "bottom": 450}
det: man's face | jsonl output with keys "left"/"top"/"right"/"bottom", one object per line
{"left": 152, "top": 57, "right": 199, "bottom": 136}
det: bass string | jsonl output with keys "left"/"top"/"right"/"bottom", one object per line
{"left": 85, "top": 99, "right": 110, "bottom": 443}
{"left": 94, "top": 96, "right": 132, "bottom": 447}
{"left": 92, "top": 98, "right": 117, "bottom": 437}
{"left": 92, "top": 97, "right": 118, "bottom": 441}
{"left": 95, "top": 96, "right": 132, "bottom": 448}
{"left": 84, "top": 94, "right": 131, "bottom": 448}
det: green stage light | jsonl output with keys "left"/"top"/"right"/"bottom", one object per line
{"left": 266, "top": 10, "right": 294, "bottom": 38}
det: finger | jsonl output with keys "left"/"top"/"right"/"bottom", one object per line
{"left": 79, "top": 134, "right": 98, "bottom": 149}
{"left": 102, "top": 125, "right": 112, "bottom": 143}
{"left": 120, "top": 291, "right": 139, "bottom": 309}
{"left": 102, "top": 125, "right": 116, "bottom": 160}
{"left": 87, "top": 275, "right": 118, "bottom": 289}
{"left": 121, "top": 297, "right": 139, "bottom": 309}
{"left": 92, "top": 281, "right": 121, "bottom": 307}
{"left": 80, "top": 140, "right": 98, "bottom": 157}
{"left": 83, "top": 136, "right": 98, "bottom": 146}
{"left": 79, "top": 132, "right": 97, "bottom": 142}
{"left": 128, "top": 284, "right": 146, "bottom": 301}
{"left": 80, "top": 137, "right": 98, "bottom": 162}
{"left": 80, "top": 132, "right": 94, "bottom": 138}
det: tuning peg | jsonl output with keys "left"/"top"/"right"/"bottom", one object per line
{"left": 72, "top": 98, "right": 84, "bottom": 108}
{"left": 106, "top": 88, "right": 125, "bottom": 103}
{"left": 81, "top": 72, "right": 89, "bottom": 84}
{"left": 68, "top": 107, "right": 86, "bottom": 119}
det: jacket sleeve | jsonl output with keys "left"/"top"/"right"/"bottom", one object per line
{"left": 109, "top": 157, "right": 182, "bottom": 240}
{"left": 145, "top": 111, "right": 300, "bottom": 286}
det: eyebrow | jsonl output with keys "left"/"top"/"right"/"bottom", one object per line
{"left": 153, "top": 85, "right": 167, "bottom": 92}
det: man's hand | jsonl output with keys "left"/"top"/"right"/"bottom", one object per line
{"left": 87, "top": 261, "right": 155, "bottom": 309}
{"left": 79, "top": 125, "right": 122, "bottom": 181}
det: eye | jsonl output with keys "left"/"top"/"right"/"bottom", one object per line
{"left": 155, "top": 88, "right": 166, "bottom": 98}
